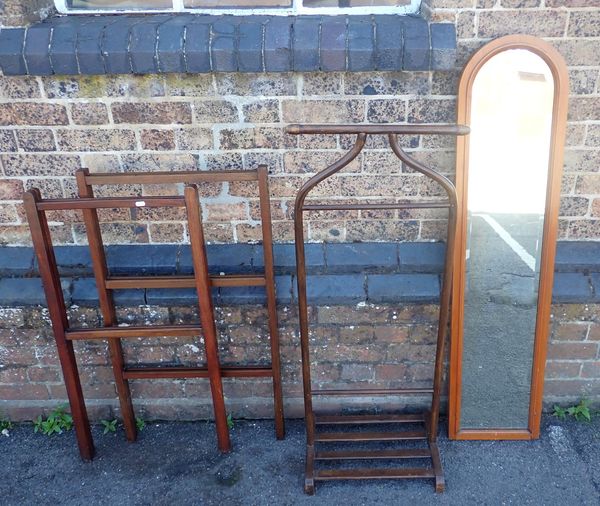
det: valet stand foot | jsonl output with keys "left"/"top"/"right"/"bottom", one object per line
{"left": 304, "top": 445, "right": 316, "bottom": 495}
{"left": 430, "top": 441, "right": 445, "bottom": 493}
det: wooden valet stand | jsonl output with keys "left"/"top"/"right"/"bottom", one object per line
{"left": 286, "top": 124, "right": 469, "bottom": 494}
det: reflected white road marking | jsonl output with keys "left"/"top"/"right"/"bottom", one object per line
{"left": 474, "top": 213, "right": 536, "bottom": 272}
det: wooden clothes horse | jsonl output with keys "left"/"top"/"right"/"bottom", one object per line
{"left": 23, "top": 166, "right": 285, "bottom": 460}
{"left": 24, "top": 184, "right": 229, "bottom": 459}
{"left": 286, "top": 123, "right": 469, "bottom": 494}
{"left": 75, "top": 167, "right": 284, "bottom": 442}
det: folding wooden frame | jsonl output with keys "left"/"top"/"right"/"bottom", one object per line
{"left": 76, "top": 167, "right": 284, "bottom": 442}
{"left": 24, "top": 166, "right": 284, "bottom": 460}
{"left": 286, "top": 124, "right": 469, "bottom": 494}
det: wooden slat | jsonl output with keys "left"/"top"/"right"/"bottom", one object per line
{"left": 65, "top": 324, "right": 202, "bottom": 340}
{"left": 312, "top": 388, "right": 434, "bottom": 396}
{"left": 315, "top": 430, "right": 427, "bottom": 442}
{"left": 212, "top": 274, "right": 266, "bottom": 287}
{"left": 85, "top": 170, "right": 258, "bottom": 185}
{"left": 37, "top": 196, "right": 185, "bottom": 211}
{"left": 315, "top": 413, "right": 424, "bottom": 425}
{"left": 123, "top": 365, "right": 273, "bottom": 379}
{"left": 314, "top": 468, "right": 436, "bottom": 480}
{"left": 303, "top": 202, "right": 450, "bottom": 212}
{"left": 105, "top": 274, "right": 266, "bottom": 290}
{"left": 315, "top": 449, "right": 431, "bottom": 460}
{"left": 286, "top": 124, "right": 469, "bottom": 136}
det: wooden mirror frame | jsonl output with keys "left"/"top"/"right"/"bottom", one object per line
{"left": 449, "top": 35, "right": 569, "bottom": 441}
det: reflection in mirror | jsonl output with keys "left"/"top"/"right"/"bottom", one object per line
{"left": 460, "top": 49, "right": 554, "bottom": 429}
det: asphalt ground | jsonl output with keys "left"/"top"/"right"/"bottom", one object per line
{"left": 1, "top": 417, "right": 599, "bottom": 505}
{"left": 461, "top": 212, "right": 543, "bottom": 428}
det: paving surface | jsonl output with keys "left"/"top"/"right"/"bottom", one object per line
{"left": 1, "top": 417, "right": 599, "bottom": 505}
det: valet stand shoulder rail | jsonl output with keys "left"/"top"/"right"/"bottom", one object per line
{"left": 23, "top": 166, "right": 284, "bottom": 461}
{"left": 286, "top": 124, "right": 470, "bottom": 494}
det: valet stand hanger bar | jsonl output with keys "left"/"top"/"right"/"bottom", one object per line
{"left": 76, "top": 167, "right": 284, "bottom": 443}
{"left": 23, "top": 185, "right": 230, "bottom": 460}
{"left": 286, "top": 123, "right": 469, "bottom": 494}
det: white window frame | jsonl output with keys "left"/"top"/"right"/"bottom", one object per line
{"left": 54, "top": 0, "right": 421, "bottom": 16}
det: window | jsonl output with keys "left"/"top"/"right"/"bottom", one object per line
{"left": 55, "top": 0, "right": 421, "bottom": 15}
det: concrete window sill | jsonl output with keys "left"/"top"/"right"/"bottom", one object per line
{"left": 0, "top": 14, "right": 456, "bottom": 76}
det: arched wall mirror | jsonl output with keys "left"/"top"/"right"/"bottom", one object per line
{"left": 449, "top": 35, "right": 569, "bottom": 440}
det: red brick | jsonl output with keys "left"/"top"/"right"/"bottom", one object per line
{"left": 0, "top": 309, "right": 25, "bottom": 329}
{"left": 547, "top": 342, "right": 598, "bottom": 360}
{"left": 581, "top": 361, "right": 600, "bottom": 379}
{"left": 205, "top": 202, "right": 248, "bottom": 221}
{"left": 57, "top": 129, "right": 136, "bottom": 151}
{"left": 282, "top": 99, "right": 364, "bottom": 123}
{"left": 477, "top": 11, "right": 567, "bottom": 38}
{"left": 140, "top": 129, "right": 176, "bottom": 150}
{"left": 148, "top": 223, "right": 185, "bottom": 243}
{"left": 0, "top": 103, "right": 68, "bottom": 126}
{"left": 588, "top": 325, "right": 600, "bottom": 341}
{"left": 0, "top": 384, "right": 48, "bottom": 400}
{"left": 547, "top": 0, "right": 597, "bottom": 5}
{"left": 375, "top": 363, "right": 410, "bottom": 381}
{"left": 338, "top": 325, "right": 375, "bottom": 343}
{"left": 544, "top": 361, "right": 581, "bottom": 379}
{"left": 194, "top": 100, "right": 238, "bottom": 122}
{"left": 15, "top": 129, "right": 56, "bottom": 152}
{"left": 373, "top": 326, "right": 410, "bottom": 343}
{"left": 0, "top": 179, "right": 24, "bottom": 200}
{"left": 131, "top": 382, "right": 184, "bottom": 398}
{"left": 175, "top": 127, "right": 213, "bottom": 150}
{"left": 386, "top": 344, "right": 435, "bottom": 363}
{"left": 112, "top": 102, "right": 192, "bottom": 124}
{"left": 0, "top": 77, "right": 41, "bottom": 99}
{"left": 1, "top": 154, "right": 80, "bottom": 176}
{"left": 312, "top": 344, "right": 384, "bottom": 363}
{"left": 70, "top": 102, "right": 109, "bottom": 125}
{"left": 544, "top": 379, "right": 600, "bottom": 397}
{"left": 552, "top": 323, "right": 589, "bottom": 341}
{"left": 27, "top": 367, "right": 62, "bottom": 383}
{"left": 3, "top": 347, "right": 38, "bottom": 366}
{"left": 0, "top": 368, "right": 28, "bottom": 383}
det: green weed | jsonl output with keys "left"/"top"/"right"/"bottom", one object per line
{"left": 101, "top": 419, "right": 118, "bottom": 434}
{"left": 33, "top": 405, "right": 73, "bottom": 435}
{"left": 553, "top": 399, "right": 593, "bottom": 422}
{"left": 1, "top": 417, "right": 13, "bottom": 435}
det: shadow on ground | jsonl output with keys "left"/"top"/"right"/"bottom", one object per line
{"left": 1, "top": 417, "right": 599, "bottom": 505}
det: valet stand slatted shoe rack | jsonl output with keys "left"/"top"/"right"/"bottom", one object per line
{"left": 286, "top": 123, "right": 469, "bottom": 494}
{"left": 23, "top": 166, "right": 284, "bottom": 462}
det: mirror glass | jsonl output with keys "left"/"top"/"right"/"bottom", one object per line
{"left": 460, "top": 49, "right": 554, "bottom": 429}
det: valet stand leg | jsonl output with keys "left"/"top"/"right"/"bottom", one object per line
{"left": 257, "top": 165, "right": 285, "bottom": 440}
{"left": 75, "top": 169, "right": 137, "bottom": 442}
{"left": 184, "top": 185, "right": 231, "bottom": 453}
{"left": 428, "top": 203, "right": 457, "bottom": 494}
{"left": 23, "top": 189, "right": 95, "bottom": 461}
{"left": 294, "top": 204, "right": 316, "bottom": 495}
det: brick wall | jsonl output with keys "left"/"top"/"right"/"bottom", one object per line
{"left": 0, "top": 71, "right": 458, "bottom": 246}
{"left": 1, "top": 1, "right": 599, "bottom": 419}
{"left": 0, "top": 50, "right": 599, "bottom": 245}
{"left": 2, "top": 301, "right": 597, "bottom": 422}
{"left": 0, "top": 0, "right": 54, "bottom": 27}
